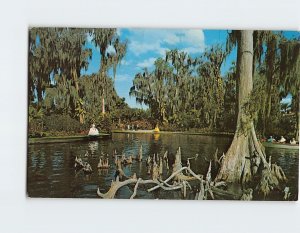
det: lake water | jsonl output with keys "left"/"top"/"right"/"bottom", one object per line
{"left": 27, "top": 133, "right": 299, "bottom": 200}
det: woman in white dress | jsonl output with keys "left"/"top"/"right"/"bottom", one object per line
{"left": 88, "top": 124, "right": 99, "bottom": 136}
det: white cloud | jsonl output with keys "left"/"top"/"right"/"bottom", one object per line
{"left": 130, "top": 41, "right": 166, "bottom": 56}
{"left": 184, "top": 30, "right": 205, "bottom": 45}
{"left": 127, "top": 29, "right": 205, "bottom": 56}
{"left": 120, "top": 60, "right": 131, "bottom": 66}
{"left": 136, "top": 57, "right": 156, "bottom": 68}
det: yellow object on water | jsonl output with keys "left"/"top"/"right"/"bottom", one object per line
{"left": 153, "top": 125, "right": 160, "bottom": 133}
{"left": 153, "top": 133, "right": 160, "bottom": 141}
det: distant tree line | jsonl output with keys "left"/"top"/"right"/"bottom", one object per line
{"left": 130, "top": 31, "right": 299, "bottom": 138}
{"left": 28, "top": 28, "right": 299, "bottom": 138}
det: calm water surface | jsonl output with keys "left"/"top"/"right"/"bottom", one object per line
{"left": 27, "top": 133, "right": 299, "bottom": 200}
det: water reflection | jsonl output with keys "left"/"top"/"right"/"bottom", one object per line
{"left": 153, "top": 133, "right": 160, "bottom": 141}
{"left": 88, "top": 141, "right": 99, "bottom": 155}
{"left": 27, "top": 133, "right": 299, "bottom": 199}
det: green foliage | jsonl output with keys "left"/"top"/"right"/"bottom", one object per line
{"left": 96, "top": 114, "right": 112, "bottom": 133}
{"left": 130, "top": 46, "right": 228, "bottom": 130}
{"left": 266, "top": 113, "right": 297, "bottom": 139}
{"left": 28, "top": 27, "right": 129, "bottom": 134}
{"left": 43, "top": 114, "right": 85, "bottom": 133}
{"left": 222, "top": 63, "right": 237, "bottom": 131}
{"left": 27, "top": 28, "right": 299, "bottom": 138}
{"left": 28, "top": 104, "right": 45, "bottom": 137}
{"left": 28, "top": 104, "right": 44, "bottom": 123}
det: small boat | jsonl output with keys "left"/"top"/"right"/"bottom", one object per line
{"left": 262, "top": 142, "right": 299, "bottom": 150}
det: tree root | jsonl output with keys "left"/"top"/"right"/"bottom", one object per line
{"left": 256, "top": 162, "right": 288, "bottom": 198}
{"left": 97, "top": 175, "right": 184, "bottom": 199}
{"left": 130, "top": 178, "right": 142, "bottom": 199}
{"left": 240, "top": 188, "right": 253, "bottom": 200}
{"left": 97, "top": 175, "right": 138, "bottom": 199}
{"left": 148, "top": 166, "right": 203, "bottom": 192}
{"left": 97, "top": 158, "right": 110, "bottom": 169}
{"left": 96, "top": 145, "right": 289, "bottom": 200}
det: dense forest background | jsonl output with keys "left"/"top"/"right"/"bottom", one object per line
{"left": 28, "top": 28, "right": 299, "bottom": 140}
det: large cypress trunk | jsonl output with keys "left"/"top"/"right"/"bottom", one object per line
{"left": 216, "top": 30, "right": 267, "bottom": 183}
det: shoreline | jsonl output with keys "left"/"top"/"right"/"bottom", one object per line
{"left": 112, "top": 129, "right": 234, "bottom": 137}
{"left": 28, "top": 130, "right": 234, "bottom": 144}
{"left": 28, "top": 133, "right": 110, "bottom": 144}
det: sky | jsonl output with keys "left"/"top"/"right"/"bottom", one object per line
{"left": 81, "top": 29, "right": 299, "bottom": 108}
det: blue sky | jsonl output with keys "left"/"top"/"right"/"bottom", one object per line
{"left": 81, "top": 29, "right": 299, "bottom": 108}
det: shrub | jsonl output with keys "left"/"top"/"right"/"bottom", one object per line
{"left": 43, "top": 114, "right": 85, "bottom": 133}
{"left": 96, "top": 114, "right": 112, "bottom": 133}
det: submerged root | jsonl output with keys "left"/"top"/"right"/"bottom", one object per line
{"left": 256, "top": 159, "right": 287, "bottom": 198}
{"left": 271, "top": 163, "right": 287, "bottom": 182}
{"left": 257, "top": 168, "right": 279, "bottom": 197}
{"left": 240, "top": 188, "right": 253, "bottom": 200}
{"left": 97, "top": 163, "right": 226, "bottom": 200}
{"left": 97, "top": 144, "right": 289, "bottom": 200}
{"left": 97, "top": 174, "right": 138, "bottom": 199}
{"left": 172, "top": 147, "right": 201, "bottom": 182}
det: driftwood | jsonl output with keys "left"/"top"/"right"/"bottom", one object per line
{"left": 97, "top": 175, "right": 185, "bottom": 199}
{"left": 172, "top": 147, "right": 202, "bottom": 181}
{"left": 194, "top": 160, "right": 215, "bottom": 200}
{"left": 195, "top": 179, "right": 205, "bottom": 200}
{"left": 130, "top": 178, "right": 142, "bottom": 199}
{"left": 187, "top": 154, "right": 199, "bottom": 161}
{"left": 96, "top": 147, "right": 264, "bottom": 200}
{"left": 97, "top": 175, "right": 137, "bottom": 199}
{"left": 97, "top": 165, "right": 237, "bottom": 200}
{"left": 148, "top": 166, "right": 202, "bottom": 192}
